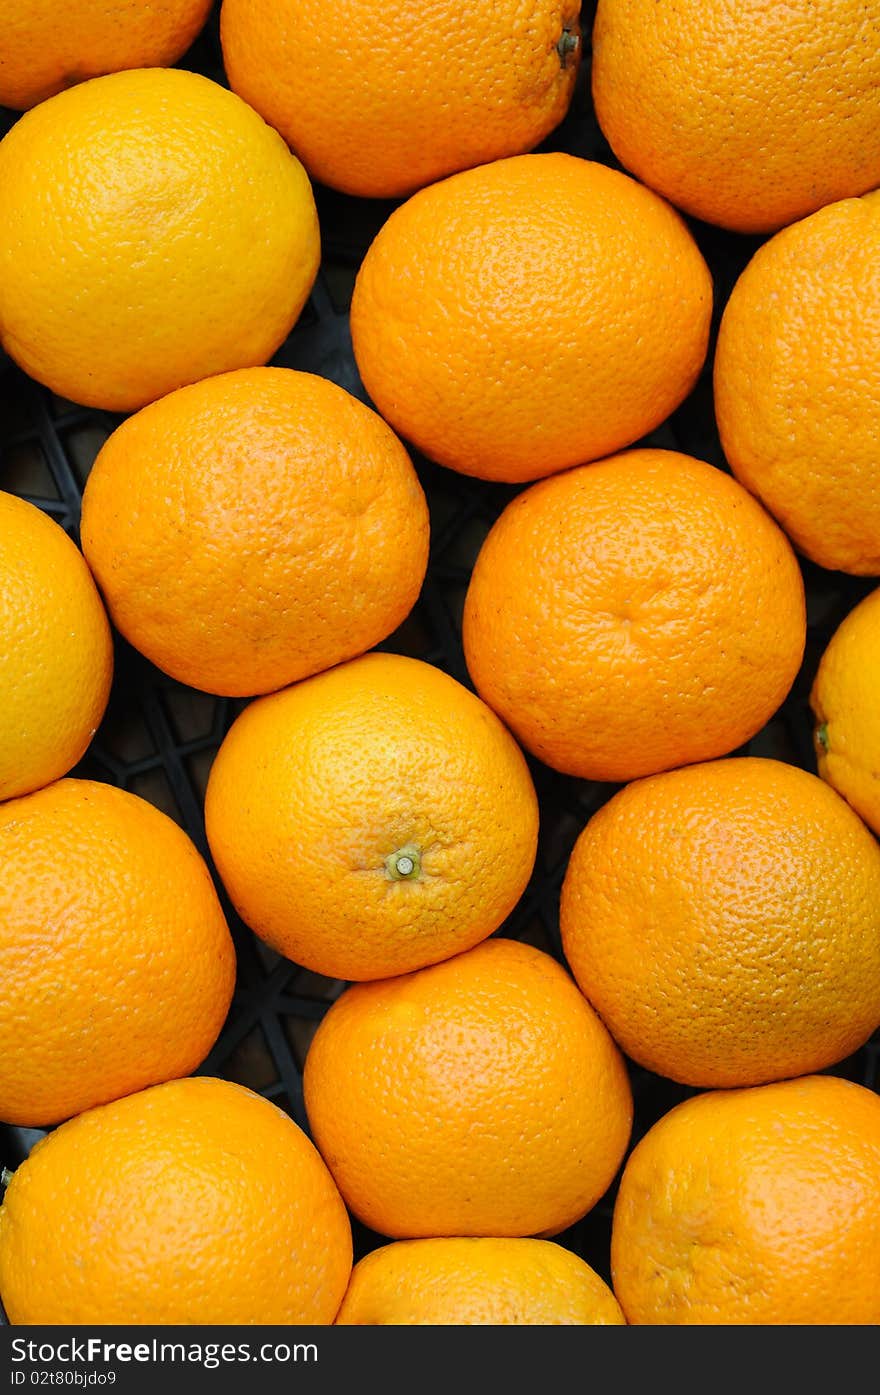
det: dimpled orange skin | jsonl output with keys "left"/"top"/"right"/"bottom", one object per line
{"left": 0, "top": 1077, "right": 352, "bottom": 1325}
{"left": 350, "top": 155, "right": 712, "bottom": 483}
{"left": 80, "top": 368, "right": 429, "bottom": 698}
{"left": 0, "top": 492, "right": 112, "bottom": 802}
{"left": 221, "top": 0, "right": 581, "bottom": 199}
{"left": 0, "top": 779, "right": 236, "bottom": 1126}
{"left": 715, "top": 193, "right": 880, "bottom": 575}
{"left": 0, "top": 0, "right": 213, "bottom": 109}
{"left": 592, "top": 0, "right": 880, "bottom": 234}
{"left": 611, "top": 1077, "right": 880, "bottom": 1325}
{"left": 205, "top": 654, "right": 539, "bottom": 981}
{"left": 463, "top": 450, "right": 806, "bottom": 783}
{"left": 561, "top": 758, "right": 880, "bottom": 1089}
{"left": 303, "top": 938, "right": 633, "bottom": 1238}
{"left": 336, "top": 1239, "right": 625, "bottom": 1326}
{"left": 0, "top": 68, "right": 319, "bottom": 412}
{"left": 811, "top": 586, "right": 880, "bottom": 835}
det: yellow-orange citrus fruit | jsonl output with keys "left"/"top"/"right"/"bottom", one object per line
{"left": 592, "top": 0, "right": 880, "bottom": 234}
{"left": 304, "top": 938, "right": 633, "bottom": 1237}
{"left": 561, "top": 757, "right": 880, "bottom": 1088}
{"left": 811, "top": 585, "right": 880, "bottom": 836}
{"left": 0, "top": 492, "right": 112, "bottom": 802}
{"left": 80, "top": 368, "right": 429, "bottom": 697}
{"left": 221, "top": 0, "right": 581, "bottom": 198}
{"left": 611, "top": 1076, "right": 880, "bottom": 1325}
{"left": 336, "top": 1239, "right": 625, "bottom": 1326}
{"left": 0, "top": 779, "right": 235, "bottom": 1126}
{"left": 0, "top": 0, "right": 212, "bottom": 110}
{"left": 351, "top": 154, "right": 712, "bottom": 483}
{"left": 0, "top": 68, "right": 319, "bottom": 412}
{"left": 715, "top": 192, "right": 880, "bottom": 574}
{"left": 463, "top": 450, "right": 805, "bottom": 782}
{"left": 205, "top": 654, "right": 538, "bottom": 981}
{"left": 0, "top": 1077, "right": 352, "bottom": 1324}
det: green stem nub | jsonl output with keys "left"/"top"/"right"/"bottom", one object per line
{"left": 816, "top": 722, "right": 829, "bottom": 752}
{"left": 385, "top": 844, "right": 422, "bottom": 881}
{"left": 557, "top": 28, "right": 580, "bottom": 66}
{"left": 1, "top": 1167, "right": 13, "bottom": 1193}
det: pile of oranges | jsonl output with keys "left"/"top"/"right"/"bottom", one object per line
{"left": 1, "top": 0, "right": 880, "bottom": 1329}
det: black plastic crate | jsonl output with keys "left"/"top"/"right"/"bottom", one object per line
{"left": 1, "top": 4, "right": 877, "bottom": 1300}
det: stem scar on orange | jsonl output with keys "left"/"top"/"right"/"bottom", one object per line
{"left": 221, "top": 0, "right": 583, "bottom": 198}
{"left": 205, "top": 653, "right": 539, "bottom": 982}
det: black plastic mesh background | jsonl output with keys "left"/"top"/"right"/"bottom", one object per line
{"left": 1, "top": 2, "right": 878, "bottom": 1292}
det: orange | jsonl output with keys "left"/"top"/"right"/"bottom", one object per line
{"left": 303, "top": 938, "right": 633, "bottom": 1238}
{"left": 221, "top": 0, "right": 581, "bottom": 199}
{"left": 715, "top": 192, "right": 880, "bottom": 575}
{"left": 80, "top": 368, "right": 429, "bottom": 697}
{"left": 0, "top": 778, "right": 235, "bottom": 1126}
{"left": 350, "top": 154, "right": 712, "bottom": 483}
{"left": 0, "top": 492, "right": 112, "bottom": 802}
{"left": 0, "top": 68, "right": 319, "bottom": 412}
{"left": 205, "top": 653, "right": 538, "bottom": 981}
{"left": 611, "top": 1076, "right": 880, "bottom": 1325}
{"left": 811, "top": 586, "right": 880, "bottom": 837}
{"left": 560, "top": 757, "right": 880, "bottom": 1089}
{"left": 463, "top": 449, "right": 805, "bottom": 782}
{"left": 336, "top": 1239, "right": 625, "bottom": 1326}
{"left": 0, "top": 0, "right": 212, "bottom": 110}
{"left": 0, "top": 1077, "right": 352, "bottom": 1324}
{"left": 592, "top": 0, "right": 880, "bottom": 234}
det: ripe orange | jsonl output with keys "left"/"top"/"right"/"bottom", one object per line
{"left": 560, "top": 757, "right": 880, "bottom": 1088}
{"left": 80, "top": 368, "right": 429, "bottom": 697}
{"left": 0, "top": 68, "right": 319, "bottom": 412}
{"left": 611, "top": 1076, "right": 880, "bottom": 1325}
{"left": 0, "top": 779, "right": 235, "bottom": 1126}
{"left": 715, "top": 192, "right": 880, "bottom": 575}
{"left": 463, "top": 449, "right": 805, "bottom": 782}
{"left": 0, "top": 1077, "right": 352, "bottom": 1324}
{"left": 351, "top": 154, "right": 712, "bottom": 483}
{"left": 221, "top": 0, "right": 581, "bottom": 198}
{"left": 303, "top": 938, "right": 633, "bottom": 1238}
{"left": 205, "top": 654, "right": 538, "bottom": 981}
{"left": 811, "top": 586, "right": 880, "bottom": 836}
{"left": 0, "top": 492, "right": 112, "bottom": 803}
{"left": 336, "top": 1239, "right": 625, "bottom": 1326}
{"left": 0, "top": 0, "right": 212, "bottom": 110}
{"left": 592, "top": 0, "right": 880, "bottom": 234}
